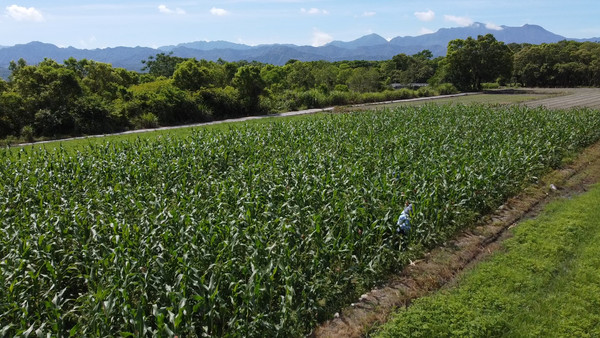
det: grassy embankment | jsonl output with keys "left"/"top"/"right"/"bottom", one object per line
{"left": 376, "top": 183, "right": 600, "bottom": 337}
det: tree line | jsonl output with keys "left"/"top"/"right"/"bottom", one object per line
{"left": 0, "top": 35, "right": 598, "bottom": 143}
{"left": 439, "top": 35, "right": 600, "bottom": 90}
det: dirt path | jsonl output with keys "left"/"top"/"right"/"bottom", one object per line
{"left": 312, "top": 90, "right": 600, "bottom": 337}
{"left": 523, "top": 88, "right": 600, "bottom": 109}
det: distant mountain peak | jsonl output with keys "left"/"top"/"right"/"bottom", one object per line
{"left": 327, "top": 33, "right": 388, "bottom": 49}
{"left": 1, "top": 23, "right": 598, "bottom": 77}
{"left": 160, "top": 40, "right": 252, "bottom": 52}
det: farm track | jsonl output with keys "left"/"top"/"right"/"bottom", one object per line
{"left": 312, "top": 89, "right": 600, "bottom": 337}
{"left": 523, "top": 88, "right": 600, "bottom": 109}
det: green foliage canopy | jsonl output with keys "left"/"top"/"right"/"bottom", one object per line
{"left": 445, "top": 34, "right": 513, "bottom": 91}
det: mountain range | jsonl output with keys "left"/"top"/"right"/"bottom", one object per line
{"left": 0, "top": 23, "right": 598, "bottom": 79}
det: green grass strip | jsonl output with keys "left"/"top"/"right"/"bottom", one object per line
{"left": 376, "top": 184, "right": 600, "bottom": 337}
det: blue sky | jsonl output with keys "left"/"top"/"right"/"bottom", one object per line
{"left": 1, "top": 1, "right": 599, "bottom": 49}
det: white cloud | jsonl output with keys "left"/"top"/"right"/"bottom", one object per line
{"left": 6, "top": 5, "right": 44, "bottom": 22}
{"left": 301, "top": 8, "right": 329, "bottom": 15}
{"left": 485, "top": 22, "right": 503, "bottom": 31}
{"left": 414, "top": 10, "right": 435, "bottom": 22}
{"left": 311, "top": 29, "right": 333, "bottom": 47}
{"left": 419, "top": 27, "right": 435, "bottom": 35}
{"left": 362, "top": 11, "right": 376, "bottom": 17}
{"left": 158, "top": 5, "right": 186, "bottom": 15}
{"left": 210, "top": 7, "right": 229, "bottom": 16}
{"left": 444, "top": 15, "right": 473, "bottom": 27}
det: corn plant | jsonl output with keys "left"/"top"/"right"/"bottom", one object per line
{"left": 1, "top": 105, "right": 600, "bottom": 336}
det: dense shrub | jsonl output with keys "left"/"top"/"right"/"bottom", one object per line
{"left": 199, "top": 86, "right": 240, "bottom": 118}
{"left": 482, "top": 82, "right": 501, "bottom": 89}
{"left": 435, "top": 83, "right": 459, "bottom": 95}
{"left": 417, "top": 86, "right": 437, "bottom": 97}
{"left": 34, "top": 108, "right": 75, "bottom": 137}
{"left": 133, "top": 112, "right": 159, "bottom": 129}
{"left": 71, "top": 95, "right": 120, "bottom": 135}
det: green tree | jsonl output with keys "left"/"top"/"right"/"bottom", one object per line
{"left": 71, "top": 95, "right": 120, "bottom": 134}
{"left": 221, "top": 61, "right": 242, "bottom": 87}
{"left": 285, "top": 61, "right": 315, "bottom": 91}
{"left": 64, "top": 57, "right": 91, "bottom": 77}
{"left": 82, "top": 61, "right": 130, "bottom": 100}
{"left": 0, "top": 91, "right": 26, "bottom": 138}
{"left": 122, "top": 79, "right": 207, "bottom": 126}
{"left": 383, "top": 51, "right": 436, "bottom": 85}
{"left": 260, "top": 64, "right": 287, "bottom": 94}
{"left": 233, "top": 65, "right": 266, "bottom": 114}
{"left": 513, "top": 41, "right": 600, "bottom": 87}
{"left": 0, "top": 78, "right": 7, "bottom": 93}
{"left": 173, "top": 59, "right": 214, "bottom": 91}
{"left": 8, "top": 58, "right": 27, "bottom": 81}
{"left": 445, "top": 34, "right": 513, "bottom": 90}
{"left": 141, "top": 52, "right": 185, "bottom": 78}
{"left": 347, "top": 67, "right": 381, "bottom": 92}
{"left": 10, "top": 58, "right": 82, "bottom": 122}
{"left": 311, "top": 61, "right": 339, "bottom": 92}
{"left": 513, "top": 45, "right": 548, "bottom": 87}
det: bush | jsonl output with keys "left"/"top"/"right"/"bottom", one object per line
{"left": 482, "top": 82, "right": 500, "bottom": 89}
{"left": 393, "top": 88, "right": 417, "bottom": 100}
{"left": 360, "top": 92, "right": 386, "bottom": 103}
{"left": 133, "top": 112, "right": 159, "bottom": 129}
{"left": 381, "top": 90, "right": 415, "bottom": 101}
{"left": 125, "top": 81, "right": 210, "bottom": 126}
{"left": 328, "top": 90, "right": 353, "bottom": 106}
{"left": 20, "top": 125, "right": 34, "bottom": 142}
{"left": 417, "top": 86, "right": 437, "bottom": 97}
{"left": 199, "top": 87, "right": 244, "bottom": 119}
{"left": 298, "top": 89, "right": 327, "bottom": 109}
{"left": 2, "top": 135, "right": 18, "bottom": 147}
{"left": 34, "top": 108, "right": 75, "bottom": 137}
{"left": 333, "top": 84, "right": 349, "bottom": 92}
{"left": 72, "top": 95, "right": 120, "bottom": 135}
{"left": 436, "top": 83, "right": 459, "bottom": 95}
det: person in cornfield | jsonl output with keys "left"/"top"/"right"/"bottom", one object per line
{"left": 396, "top": 201, "right": 412, "bottom": 235}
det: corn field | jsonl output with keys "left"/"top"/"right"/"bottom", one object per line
{"left": 2, "top": 105, "right": 600, "bottom": 336}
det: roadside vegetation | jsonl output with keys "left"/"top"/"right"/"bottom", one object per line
{"left": 2, "top": 104, "right": 600, "bottom": 336}
{"left": 1, "top": 35, "right": 598, "bottom": 145}
{"left": 376, "top": 183, "right": 600, "bottom": 337}
{"left": 0, "top": 51, "right": 447, "bottom": 145}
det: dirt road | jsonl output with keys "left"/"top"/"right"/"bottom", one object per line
{"left": 523, "top": 88, "right": 600, "bottom": 109}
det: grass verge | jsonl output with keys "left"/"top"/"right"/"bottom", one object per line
{"left": 375, "top": 183, "right": 600, "bottom": 337}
